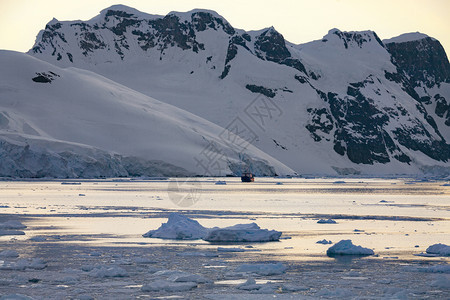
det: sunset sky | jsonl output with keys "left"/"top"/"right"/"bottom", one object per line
{"left": 1, "top": 0, "right": 449, "bottom": 54}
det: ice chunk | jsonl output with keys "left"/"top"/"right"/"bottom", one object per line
{"left": 326, "top": 240, "right": 374, "bottom": 256}
{"left": 0, "top": 250, "right": 19, "bottom": 258}
{"left": 133, "top": 257, "right": 156, "bottom": 264}
{"left": 152, "top": 269, "right": 209, "bottom": 283}
{"left": 426, "top": 243, "right": 450, "bottom": 256}
{"left": 0, "top": 220, "right": 27, "bottom": 230}
{"left": 405, "top": 264, "right": 450, "bottom": 273}
{"left": 217, "top": 247, "right": 246, "bottom": 252}
{"left": 168, "top": 273, "right": 211, "bottom": 283}
{"left": 316, "top": 288, "right": 353, "bottom": 297}
{"left": 142, "top": 213, "right": 207, "bottom": 240}
{"left": 316, "top": 239, "right": 332, "bottom": 244}
{"left": 0, "top": 295, "right": 35, "bottom": 300}
{"left": 88, "top": 265, "right": 129, "bottom": 278}
{"left": 317, "top": 219, "right": 337, "bottom": 224}
{"left": 29, "top": 236, "right": 47, "bottom": 242}
{"left": 281, "top": 284, "right": 308, "bottom": 292}
{"left": 141, "top": 280, "right": 197, "bottom": 292}
{"left": 177, "top": 251, "right": 218, "bottom": 257}
{"left": 236, "top": 278, "right": 278, "bottom": 293}
{"left": 204, "top": 223, "right": 281, "bottom": 242}
{"left": 431, "top": 274, "right": 450, "bottom": 289}
{"left": 235, "top": 263, "right": 286, "bottom": 276}
{"left": 237, "top": 278, "right": 260, "bottom": 290}
{"left": 0, "top": 258, "right": 47, "bottom": 270}
{"left": 0, "top": 230, "right": 25, "bottom": 236}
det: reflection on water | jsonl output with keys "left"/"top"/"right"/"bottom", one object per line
{"left": 0, "top": 178, "right": 449, "bottom": 261}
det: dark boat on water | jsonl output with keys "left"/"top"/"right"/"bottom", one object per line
{"left": 241, "top": 172, "right": 254, "bottom": 182}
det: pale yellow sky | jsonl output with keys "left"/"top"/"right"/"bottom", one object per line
{"left": 1, "top": 0, "right": 449, "bottom": 55}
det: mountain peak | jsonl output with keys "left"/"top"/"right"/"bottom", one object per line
{"left": 97, "top": 4, "right": 161, "bottom": 21}
{"left": 99, "top": 4, "right": 143, "bottom": 16}
{"left": 322, "top": 28, "right": 384, "bottom": 49}
{"left": 169, "top": 8, "right": 225, "bottom": 19}
{"left": 383, "top": 32, "right": 435, "bottom": 44}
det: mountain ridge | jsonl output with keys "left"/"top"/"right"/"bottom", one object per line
{"left": 10, "top": 5, "right": 450, "bottom": 176}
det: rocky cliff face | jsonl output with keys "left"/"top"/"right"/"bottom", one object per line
{"left": 27, "top": 5, "right": 450, "bottom": 175}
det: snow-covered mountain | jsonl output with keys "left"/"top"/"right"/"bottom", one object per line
{"left": 15, "top": 5, "right": 450, "bottom": 176}
{"left": 0, "top": 50, "right": 294, "bottom": 178}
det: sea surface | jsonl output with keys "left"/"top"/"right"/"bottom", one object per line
{"left": 1, "top": 177, "right": 448, "bottom": 259}
{"left": 0, "top": 178, "right": 449, "bottom": 299}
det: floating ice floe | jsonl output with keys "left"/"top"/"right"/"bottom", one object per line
{"left": 0, "top": 294, "right": 35, "bottom": 300}
{"left": 426, "top": 243, "right": 450, "bottom": 256}
{"left": 133, "top": 257, "right": 156, "bottom": 264}
{"left": 0, "top": 258, "right": 47, "bottom": 271}
{"left": 141, "top": 280, "right": 197, "bottom": 292}
{"left": 0, "top": 220, "right": 27, "bottom": 230}
{"left": 142, "top": 213, "right": 207, "bottom": 240}
{"left": 317, "top": 219, "right": 337, "bottom": 224}
{"left": 29, "top": 236, "right": 47, "bottom": 242}
{"left": 204, "top": 223, "right": 282, "bottom": 242}
{"left": 431, "top": 274, "right": 450, "bottom": 289}
{"left": 168, "top": 272, "right": 210, "bottom": 283}
{"left": 0, "top": 230, "right": 25, "bottom": 236}
{"left": 0, "top": 250, "right": 19, "bottom": 258}
{"left": 316, "top": 239, "right": 332, "bottom": 244}
{"left": 404, "top": 264, "right": 450, "bottom": 274}
{"left": 142, "top": 269, "right": 208, "bottom": 292}
{"left": 326, "top": 240, "right": 374, "bottom": 256}
{"left": 177, "top": 251, "right": 218, "bottom": 257}
{"left": 235, "top": 263, "right": 286, "bottom": 276}
{"left": 144, "top": 213, "right": 282, "bottom": 243}
{"left": 87, "top": 265, "right": 129, "bottom": 278}
{"left": 217, "top": 247, "right": 246, "bottom": 252}
{"left": 236, "top": 277, "right": 278, "bottom": 293}
{"left": 281, "top": 284, "right": 309, "bottom": 292}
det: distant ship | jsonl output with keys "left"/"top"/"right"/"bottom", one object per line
{"left": 241, "top": 172, "right": 254, "bottom": 182}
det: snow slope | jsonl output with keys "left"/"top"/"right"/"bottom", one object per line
{"left": 0, "top": 50, "right": 294, "bottom": 177}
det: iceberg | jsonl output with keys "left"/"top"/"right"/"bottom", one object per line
{"left": 204, "top": 223, "right": 282, "bottom": 242}
{"left": 142, "top": 213, "right": 207, "bottom": 240}
{"left": 426, "top": 243, "right": 450, "bottom": 256}
{"left": 326, "top": 240, "right": 374, "bottom": 256}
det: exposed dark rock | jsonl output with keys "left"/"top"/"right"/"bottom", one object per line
{"left": 394, "top": 125, "right": 450, "bottom": 162}
{"left": 242, "top": 33, "right": 251, "bottom": 42}
{"left": 331, "top": 30, "right": 370, "bottom": 49}
{"left": 434, "top": 94, "right": 449, "bottom": 118}
{"left": 191, "top": 11, "right": 235, "bottom": 35}
{"left": 386, "top": 37, "right": 450, "bottom": 88}
{"left": 306, "top": 108, "right": 333, "bottom": 142}
{"left": 220, "top": 64, "right": 231, "bottom": 79}
{"left": 105, "top": 9, "right": 134, "bottom": 18}
{"left": 311, "top": 78, "right": 416, "bottom": 165}
{"left": 294, "top": 74, "right": 308, "bottom": 84}
{"left": 255, "top": 28, "right": 290, "bottom": 63}
{"left": 32, "top": 72, "right": 60, "bottom": 83}
{"left": 245, "top": 84, "right": 276, "bottom": 98}
{"left": 272, "top": 139, "right": 287, "bottom": 150}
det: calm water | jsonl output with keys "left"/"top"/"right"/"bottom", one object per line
{"left": 1, "top": 177, "right": 449, "bottom": 261}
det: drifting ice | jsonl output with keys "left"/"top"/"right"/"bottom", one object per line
{"left": 426, "top": 243, "right": 450, "bottom": 256}
{"left": 143, "top": 213, "right": 282, "bottom": 242}
{"left": 235, "top": 263, "right": 286, "bottom": 276}
{"left": 142, "top": 213, "right": 207, "bottom": 240}
{"left": 326, "top": 240, "right": 374, "bottom": 256}
{"left": 204, "top": 223, "right": 282, "bottom": 242}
